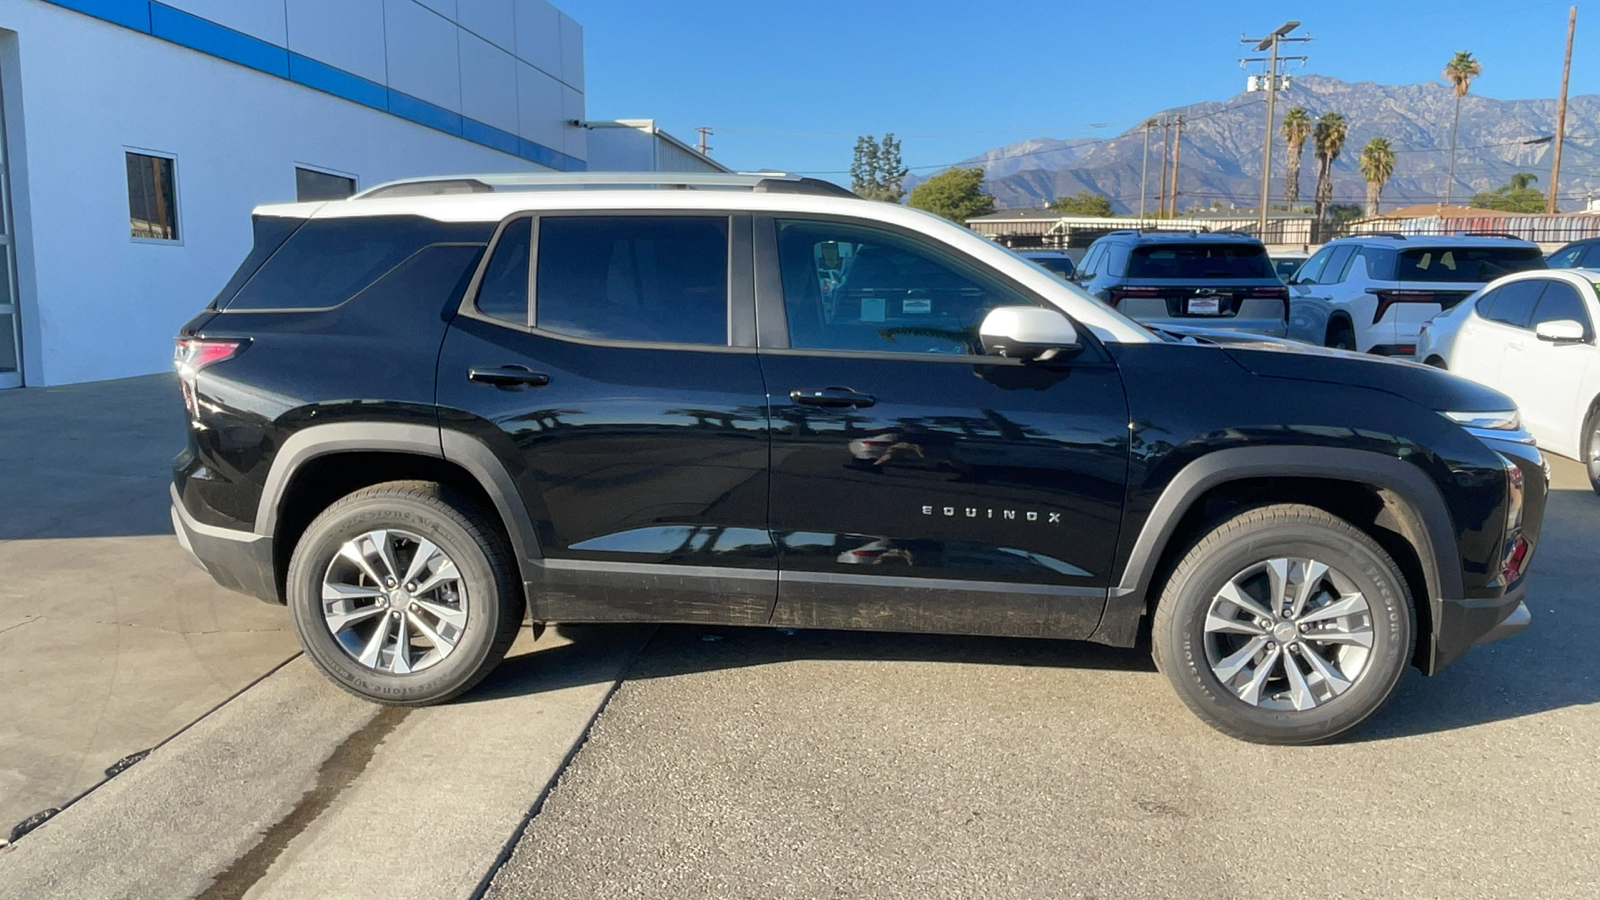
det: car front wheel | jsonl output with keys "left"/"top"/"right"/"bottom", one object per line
{"left": 286, "top": 480, "right": 524, "bottom": 705}
{"left": 1582, "top": 406, "right": 1600, "bottom": 496}
{"left": 1152, "top": 504, "right": 1413, "bottom": 744}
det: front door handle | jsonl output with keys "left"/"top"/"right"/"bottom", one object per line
{"left": 790, "top": 387, "right": 876, "bottom": 408}
{"left": 469, "top": 365, "right": 550, "bottom": 388}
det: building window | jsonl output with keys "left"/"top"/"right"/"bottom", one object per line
{"left": 296, "top": 167, "right": 357, "bottom": 202}
{"left": 126, "top": 151, "right": 179, "bottom": 241}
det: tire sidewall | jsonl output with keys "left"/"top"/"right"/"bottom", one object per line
{"left": 1162, "top": 523, "right": 1411, "bottom": 742}
{"left": 287, "top": 494, "right": 505, "bottom": 704}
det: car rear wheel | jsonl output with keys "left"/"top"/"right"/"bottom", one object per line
{"left": 1326, "top": 319, "right": 1357, "bottom": 351}
{"left": 1151, "top": 504, "right": 1413, "bottom": 744}
{"left": 287, "top": 480, "right": 524, "bottom": 705}
{"left": 1582, "top": 406, "right": 1600, "bottom": 496}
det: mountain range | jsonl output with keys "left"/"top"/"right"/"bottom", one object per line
{"left": 932, "top": 75, "right": 1600, "bottom": 214}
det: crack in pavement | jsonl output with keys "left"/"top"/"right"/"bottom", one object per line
{"left": 0, "top": 614, "right": 287, "bottom": 638}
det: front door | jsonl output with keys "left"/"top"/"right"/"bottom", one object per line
{"left": 756, "top": 215, "right": 1129, "bottom": 639}
{"left": 1505, "top": 278, "right": 1596, "bottom": 457}
{"left": 437, "top": 212, "right": 775, "bottom": 625}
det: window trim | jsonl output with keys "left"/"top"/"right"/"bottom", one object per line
{"left": 125, "top": 146, "right": 183, "bottom": 246}
{"left": 456, "top": 210, "right": 757, "bottom": 353}
{"left": 293, "top": 163, "right": 359, "bottom": 203}
{"left": 752, "top": 212, "right": 1108, "bottom": 365}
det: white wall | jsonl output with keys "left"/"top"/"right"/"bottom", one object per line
{"left": 1, "top": 2, "right": 582, "bottom": 385}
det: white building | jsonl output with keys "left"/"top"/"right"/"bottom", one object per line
{"left": 0, "top": 0, "right": 588, "bottom": 388}
{"left": 585, "top": 120, "right": 731, "bottom": 175}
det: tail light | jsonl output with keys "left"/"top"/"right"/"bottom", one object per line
{"left": 174, "top": 337, "right": 244, "bottom": 420}
{"left": 1368, "top": 289, "right": 1446, "bottom": 325}
{"left": 1106, "top": 286, "right": 1159, "bottom": 308}
{"left": 1498, "top": 454, "right": 1530, "bottom": 583}
{"left": 1250, "top": 285, "right": 1290, "bottom": 318}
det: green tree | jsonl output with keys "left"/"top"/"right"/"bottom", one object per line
{"left": 1281, "top": 107, "right": 1312, "bottom": 207}
{"left": 1048, "top": 190, "right": 1114, "bottom": 217}
{"left": 1471, "top": 172, "right": 1547, "bottom": 213}
{"left": 1358, "top": 137, "right": 1396, "bottom": 216}
{"left": 850, "top": 134, "right": 908, "bottom": 202}
{"left": 1443, "top": 51, "right": 1482, "bottom": 205}
{"left": 907, "top": 167, "right": 995, "bottom": 223}
{"left": 1312, "top": 111, "right": 1348, "bottom": 223}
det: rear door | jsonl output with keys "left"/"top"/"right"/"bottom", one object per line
{"left": 1457, "top": 278, "right": 1545, "bottom": 396}
{"left": 1287, "top": 243, "right": 1355, "bottom": 344}
{"left": 436, "top": 212, "right": 777, "bottom": 625}
{"left": 755, "top": 215, "right": 1129, "bottom": 639}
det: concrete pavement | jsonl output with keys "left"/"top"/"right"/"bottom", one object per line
{"left": 0, "top": 376, "right": 299, "bottom": 831}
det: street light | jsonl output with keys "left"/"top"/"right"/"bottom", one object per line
{"left": 1254, "top": 20, "right": 1299, "bottom": 51}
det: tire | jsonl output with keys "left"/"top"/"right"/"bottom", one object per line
{"left": 1326, "top": 319, "right": 1357, "bottom": 351}
{"left": 1582, "top": 406, "right": 1600, "bottom": 496}
{"left": 1151, "top": 504, "right": 1413, "bottom": 745}
{"left": 286, "top": 480, "right": 524, "bottom": 705}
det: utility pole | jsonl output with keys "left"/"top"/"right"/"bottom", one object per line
{"left": 1168, "top": 115, "right": 1185, "bottom": 217}
{"left": 695, "top": 126, "right": 712, "bottom": 155}
{"left": 1157, "top": 117, "right": 1171, "bottom": 218}
{"left": 1242, "top": 21, "right": 1310, "bottom": 238}
{"left": 1139, "top": 119, "right": 1153, "bottom": 219}
{"left": 1549, "top": 6, "right": 1577, "bottom": 214}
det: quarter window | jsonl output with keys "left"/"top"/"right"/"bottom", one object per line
{"left": 1297, "top": 245, "right": 1355, "bottom": 285}
{"left": 536, "top": 216, "right": 729, "bottom": 345}
{"left": 296, "top": 167, "right": 357, "bottom": 202}
{"left": 226, "top": 216, "right": 476, "bottom": 310}
{"left": 476, "top": 217, "right": 531, "bottom": 324}
{"left": 775, "top": 218, "right": 1040, "bottom": 355}
{"left": 126, "top": 151, "right": 179, "bottom": 241}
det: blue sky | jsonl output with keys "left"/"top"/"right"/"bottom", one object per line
{"left": 557, "top": 0, "right": 1592, "bottom": 178}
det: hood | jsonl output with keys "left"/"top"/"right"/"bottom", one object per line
{"left": 1199, "top": 333, "right": 1515, "bottom": 412}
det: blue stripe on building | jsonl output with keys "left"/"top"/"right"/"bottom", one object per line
{"left": 43, "top": 0, "right": 586, "bottom": 171}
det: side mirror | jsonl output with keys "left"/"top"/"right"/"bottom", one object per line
{"left": 1535, "top": 319, "right": 1588, "bottom": 343}
{"left": 979, "top": 306, "right": 1081, "bottom": 362}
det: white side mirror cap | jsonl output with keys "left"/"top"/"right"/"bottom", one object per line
{"left": 979, "top": 306, "right": 1080, "bottom": 360}
{"left": 1535, "top": 318, "right": 1587, "bottom": 343}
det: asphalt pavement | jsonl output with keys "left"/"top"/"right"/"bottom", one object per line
{"left": 486, "top": 457, "right": 1600, "bottom": 900}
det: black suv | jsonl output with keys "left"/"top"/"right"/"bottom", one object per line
{"left": 172, "top": 172, "right": 1543, "bottom": 744}
{"left": 1074, "top": 229, "right": 1290, "bottom": 337}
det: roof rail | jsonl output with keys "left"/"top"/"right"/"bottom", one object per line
{"left": 1354, "top": 231, "right": 1408, "bottom": 240}
{"left": 1453, "top": 231, "right": 1525, "bottom": 240}
{"left": 353, "top": 171, "right": 856, "bottom": 200}
{"left": 1137, "top": 225, "right": 1213, "bottom": 234}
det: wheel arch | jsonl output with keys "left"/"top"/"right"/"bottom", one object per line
{"left": 258, "top": 423, "right": 542, "bottom": 602}
{"left": 1090, "top": 446, "right": 1460, "bottom": 671}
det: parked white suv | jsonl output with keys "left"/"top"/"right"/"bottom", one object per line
{"left": 1417, "top": 267, "right": 1600, "bottom": 491}
{"left": 1287, "top": 234, "right": 1545, "bottom": 357}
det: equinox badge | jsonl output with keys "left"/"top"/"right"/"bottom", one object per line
{"left": 922, "top": 505, "right": 1062, "bottom": 524}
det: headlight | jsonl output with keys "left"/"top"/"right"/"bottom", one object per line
{"left": 1442, "top": 409, "right": 1534, "bottom": 446}
{"left": 1442, "top": 410, "right": 1521, "bottom": 431}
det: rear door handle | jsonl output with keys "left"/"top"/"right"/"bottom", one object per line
{"left": 790, "top": 387, "right": 876, "bottom": 408}
{"left": 468, "top": 365, "right": 550, "bottom": 388}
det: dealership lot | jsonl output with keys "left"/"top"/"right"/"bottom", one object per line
{"left": 2, "top": 376, "right": 1598, "bottom": 898}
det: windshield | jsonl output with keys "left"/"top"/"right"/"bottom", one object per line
{"left": 1127, "top": 243, "right": 1272, "bottom": 279}
{"left": 1397, "top": 246, "right": 1545, "bottom": 283}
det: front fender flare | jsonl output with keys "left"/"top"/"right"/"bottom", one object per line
{"left": 1089, "top": 445, "right": 1461, "bottom": 647}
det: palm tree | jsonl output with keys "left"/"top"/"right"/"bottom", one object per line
{"left": 1312, "top": 112, "right": 1348, "bottom": 223}
{"left": 1443, "top": 51, "right": 1482, "bottom": 206}
{"left": 1281, "top": 107, "right": 1312, "bottom": 207}
{"left": 1359, "top": 137, "right": 1396, "bottom": 216}
{"left": 1509, "top": 172, "right": 1539, "bottom": 191}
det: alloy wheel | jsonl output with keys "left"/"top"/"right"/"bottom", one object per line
{"left": 320, "top": 528, "right": 468, "bottom": 675}
{"left": 1203, "top": 557, "right": 1375, "bottom": 711}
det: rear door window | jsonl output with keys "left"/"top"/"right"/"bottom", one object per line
{"left": 1481, "top": 279, "right": 1546, "bottom": 329}
{"left": 1291, "top": 247, "right": 1335, "bottom": 285}
{"left": 1126, "top": 243, "right": 1271, "bottom": 279}
{"left": 535, "top": 216, "right": 729, "bottom": 346}
{"left": 1397, "top": 246, "right": 1545, "bottom": 283}
{"left": 1548, "top": 245, "right": 1587, "bottom": 269}
{"left": 475, "top": 217, "right": 531, "bottom": 324}
{"left": 1582, "top": 244, "right": 1600, "bottom": 267}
